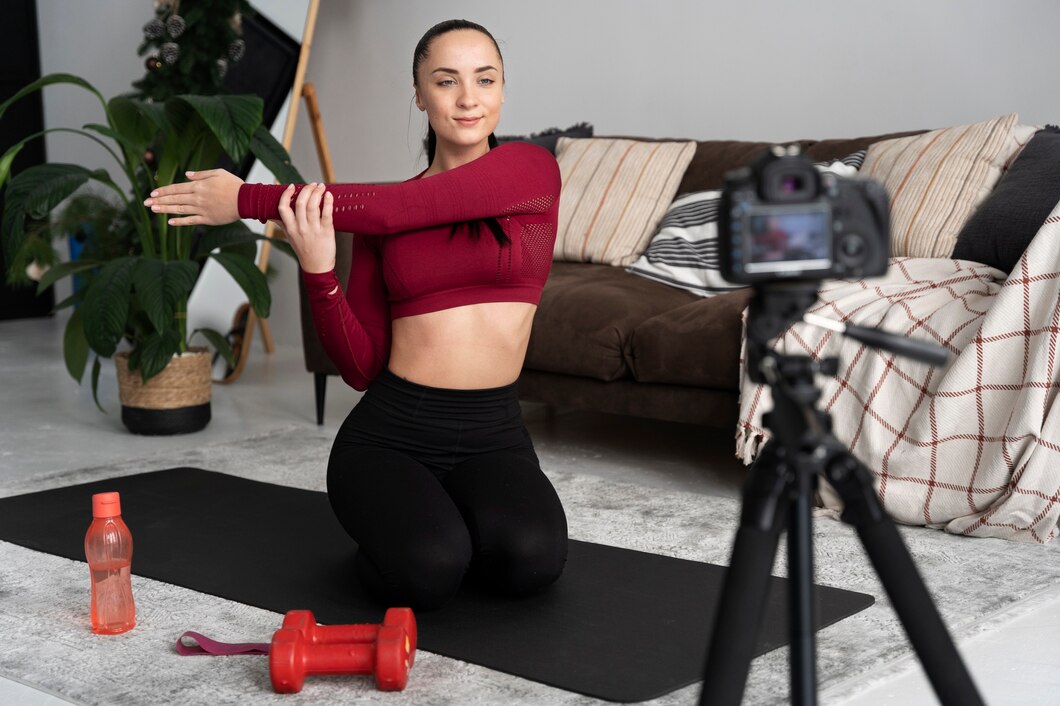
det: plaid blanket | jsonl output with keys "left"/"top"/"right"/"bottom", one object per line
{"left": 736, "top": 199, "right": 1060, "bottom": 543}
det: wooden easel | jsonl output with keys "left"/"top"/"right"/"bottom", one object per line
{"left": 219, "top": 0, "right": 320, "bottom": 383}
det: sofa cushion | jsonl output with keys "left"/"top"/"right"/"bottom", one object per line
{"left": 630, "top": 288, "right": 751, "bottom": 390}
{"left": 951, "top": 125, "right": 1060, "bottom": 273}
{"left": 525, "top": 262, "right": 699, "bottom": 381}
{"left": 553, "top": 137, "right": 697, "bottom": 266}
{"left": 861, "top": 113, "right": 1021, "bottom": 258}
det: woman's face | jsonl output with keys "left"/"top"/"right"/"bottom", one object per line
{"left": 415, "top": 29, "right": 504, "bottom": 155}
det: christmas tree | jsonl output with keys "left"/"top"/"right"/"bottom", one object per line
{"left": 132, "top": 0, "right": 255, "bottom": 100}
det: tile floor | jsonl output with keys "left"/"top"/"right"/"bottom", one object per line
{"left": 1, "top": 313, "right": 1058, "bottom": 705}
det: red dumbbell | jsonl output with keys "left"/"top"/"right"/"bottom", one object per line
{"left": 269, "top": 623, "right": 412, "bottom": 693}
{"left": 281, "top": 608, "right": 417, "bottom": 667}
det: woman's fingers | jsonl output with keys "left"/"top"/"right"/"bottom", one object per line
{"left": 147, "top": 194, "right": 201, "bottom": 215}
{"left": 321, "top": 191, "right": 334, "bottom": 230}
{"left": 146, "top": 182, "right": 196, "bottom": 200}
{"left": 295, "top": 182, "right": 317, "bottom": 234}
{"left": 306, "top": 184, "right": 324, "bottom": 228}
{"left": 277, "top": 184, "right": 297, "bottom": 231}
{"left": 185, "top": 169, "right": 221, "bottom": 180}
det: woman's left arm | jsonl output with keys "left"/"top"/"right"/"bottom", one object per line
{"left": 238, "top": 142, "right": 560, "bottom": 234}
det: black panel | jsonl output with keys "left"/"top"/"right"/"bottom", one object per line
{"left": 0, "top": 0, "right": 52, "bottom": 320}
{"left": 216, "top": 6, "right": 302, "bottom": 179}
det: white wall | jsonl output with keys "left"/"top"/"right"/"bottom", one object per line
{"left": 35, "top": 0, "right": 1060, "bottom": 348}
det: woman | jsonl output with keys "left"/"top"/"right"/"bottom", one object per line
{"left": 144, "top": 19, "right": 568, "bottom": 610}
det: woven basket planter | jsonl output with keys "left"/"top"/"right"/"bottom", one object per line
{"left": 114, "top": 347, "right": 212, "bottom": 435}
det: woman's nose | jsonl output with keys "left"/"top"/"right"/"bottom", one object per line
{"left": 456, "top": 86, "right": 478, "bottom": 108}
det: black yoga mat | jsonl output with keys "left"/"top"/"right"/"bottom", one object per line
{"left": 0, "top": 468, "right": 873, "bottom": 702}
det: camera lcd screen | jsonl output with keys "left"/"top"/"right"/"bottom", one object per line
{"left": 743, "top": 205, "right": 832, "bottom": 274}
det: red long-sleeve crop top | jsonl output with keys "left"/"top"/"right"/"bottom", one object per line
{"left": 237, "top": 141, "right": 561, "bottom": 391}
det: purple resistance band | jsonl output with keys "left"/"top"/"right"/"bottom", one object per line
{"left": 175, "top": 631, "right": 270, "bottom": 656}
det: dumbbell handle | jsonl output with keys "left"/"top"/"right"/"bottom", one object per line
{"left": 285, "top": 617, "right": 380, "bottom": 644}
{"left": 279, "top": 631, "right": 375, "bottom": 675}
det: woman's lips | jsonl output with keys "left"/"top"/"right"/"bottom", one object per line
{"left": 455, "top": 117, "right": 481, "bottom": 127}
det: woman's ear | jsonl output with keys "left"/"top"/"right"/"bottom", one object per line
{"left": 413, "top": 86, "right": 425, "bottom": 111}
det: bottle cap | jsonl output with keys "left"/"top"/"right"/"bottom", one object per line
{"left": 92, "top": 492, "right": 122, "bottom": 518}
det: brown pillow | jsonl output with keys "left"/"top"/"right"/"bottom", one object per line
{"left": 554, "top": 137, "right": 696, "bottom": 266}
{"left": 860, "top": 114, "right": 1022, "bottom": 257}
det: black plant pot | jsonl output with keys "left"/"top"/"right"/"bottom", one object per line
{"left": 120, "top": 402, "right": 211, "bottom": 435}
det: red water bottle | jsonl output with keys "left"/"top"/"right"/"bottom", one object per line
{"left": 85, "top": 492, "right": 136, "bottom": 634}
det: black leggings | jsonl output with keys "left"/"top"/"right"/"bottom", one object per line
{"left": 327, "top": 368, "right": 568, "bottom": 610}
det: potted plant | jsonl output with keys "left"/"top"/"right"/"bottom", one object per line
{"left": 0, "top": 73, "right": 303, "bottom": 434}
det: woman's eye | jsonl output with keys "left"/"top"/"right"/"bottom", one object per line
{"left": 479, "top": 78, "right": 495, "bottom": 85}
{"left": 437, "top": 79, "right": 455, "bottom": 87}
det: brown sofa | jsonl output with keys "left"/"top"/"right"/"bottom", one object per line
{"left": 300, "top": 130, "right": 924, "bottom": 427}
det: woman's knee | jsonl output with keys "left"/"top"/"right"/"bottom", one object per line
{"left": 357, "top": 530, "right": 473, "bottom": 611}
{"left": 474, "top": 518, "right": 568, "bottom": 596}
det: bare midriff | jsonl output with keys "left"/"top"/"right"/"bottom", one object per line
{"left": 387, "top": 301, "right": 536, "bottom": 389}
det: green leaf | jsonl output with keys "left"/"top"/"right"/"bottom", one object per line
{"left": 2, "top": 163, "right": 95, "bottom": 266}
{"left": 82, "top": 123, "right": 150, "bottom": 166}
{"left": 193, "top": 221, "right": 255, "bottom": 257}
{"left": 191, "top": 327, "right": 235, "bottom": 368}
{"left": 210, "top": 251, "right": 271, "bottom": 319}
{"left": 82, "top": 256, "right": 137, "bottom": 357}
{"left": 107, "top": 97, "right": 168, "bottom": 151}
{"left": 53, "top": 289, "right": 86, "bottom": 311}
{"left": 193, "top": 222, "right": 296, "bottom": 260}
{"left": 248, "top": 124, "right": 305, "bottom": 184}
{"left": 132, "top": 259, "right": 197, "bottom": 334}
{"left": 90, "top": 356, "right": 105, "bottom": 413}
{"left": 0, "top": 73, "right": 106, "bottom": 124}
{"left": 63, "top": 307, "right": 89, "bottom": 382}
{"left": 0, "top": 127, "right": 126, "bottom": 196}
{"left": 0, "top": 142, "right": 25, "bottom": 191}
{"left": 168, "top": 94, "right": 262, "bottom": 164}
{"left": 136, "top": 328, "right": 183, "bottom": 382}
{"left": 36, "top": 259, "right": 101, "bottom": 295}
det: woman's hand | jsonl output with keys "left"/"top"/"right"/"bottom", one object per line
{"left": 143, "top": 169, "right": 243, "bottom": 227}
{"left": 279, "top": 182, "right": 336, "bottom": 274}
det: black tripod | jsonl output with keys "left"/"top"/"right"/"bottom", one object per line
{"left": 698, "top": 282, "right": 984, "bottom": 706}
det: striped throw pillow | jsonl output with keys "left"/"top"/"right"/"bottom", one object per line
{"left": 861, "top": 113, "right": 1021, "bottom": 258}
{"left": 554, "top": 137, "right": 697, "bottom": 266}
{"left": 625, "top": 190, "right": 743, "bottom": 296}
{"left": 626, "top": 152, "right": 868, "bottom": 297}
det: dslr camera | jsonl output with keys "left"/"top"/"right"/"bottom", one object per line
{"left": 718, "top": 145, "right": 889, "bottom": 284}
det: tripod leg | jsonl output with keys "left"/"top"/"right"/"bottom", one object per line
{"left": 788, "top": 467, "right": 818, "bottom": 705}
{"left": 825, "top": 453, "right": 985, "bottom": 706}
{"left": 700, "top": 441, "right": 789, "bottom": 706}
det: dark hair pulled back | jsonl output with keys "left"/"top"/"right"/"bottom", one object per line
{"left": 413, "top": 19, "right": 508, "bottom": 246}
